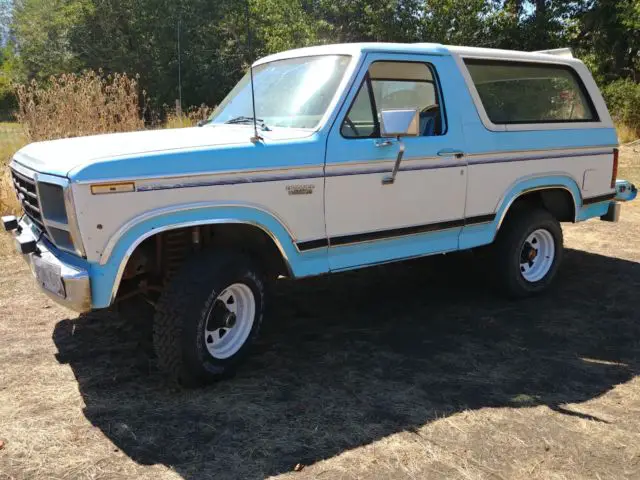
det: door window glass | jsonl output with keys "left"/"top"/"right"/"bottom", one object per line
{"left": 340, "top": 80, "right": 377, "bottom": 138}
{"left": 341, "top": 61, "right": 445, "bottom": 138}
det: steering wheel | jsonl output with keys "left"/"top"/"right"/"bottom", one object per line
{"left": 421, "top": 104, "right": 439, "bottom": 115}
{"left": 344, "top": 117, "right": 360, "bottom": 137}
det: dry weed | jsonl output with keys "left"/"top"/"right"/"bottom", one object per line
{"left": 616, "top": 122, "right": 639, "bottom": 144}
{"left": 0, "top": 123, "right": 27, "bottom": 214}
{"left": 2, "top": 70, "right": 147, "bottom": 214}
{"left": 165, "top": 104, "right": 214, "bottom": 129}
{"left": 15, "top": 70, "right": 145, "bottom": 142}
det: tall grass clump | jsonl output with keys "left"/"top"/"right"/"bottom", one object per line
{"left": 15, "top": 70, "right": 145, "bottom": 142}
{"left": 2, "top": 70, "right": 145, "bottom": 215}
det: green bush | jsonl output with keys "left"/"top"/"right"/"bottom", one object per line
{"left": 602, "top": 79, "right": 640, "bottom": 141}
{"left": 0, "top": 78, "right": 17, "bottom": 121}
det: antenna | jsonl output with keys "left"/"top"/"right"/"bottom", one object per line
{"left": 246, "top": 0, "right": 261, "bottom": 143}
{"left": 177, "top": 16, "right": 183, "bottom": 117}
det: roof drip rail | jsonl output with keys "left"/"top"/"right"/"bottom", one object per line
{"left": 533, "top": 48, "right": 574, "bottom": 58}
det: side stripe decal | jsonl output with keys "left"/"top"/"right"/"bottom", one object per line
{"left": 297, "top": 213, "right": 496, "bottom": 251}
{"left": 134, "top": 148, "right": 615, "bottom": 192}
{"left": 467, "top": 148, "right": 613, "bottom": 166}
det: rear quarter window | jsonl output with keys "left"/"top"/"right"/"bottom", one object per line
{"left": 464, "top": 59, "right": 598, "bottom": 125}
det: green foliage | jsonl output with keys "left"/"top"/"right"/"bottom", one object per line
{"left": 310, "top": 0, "right": 423, "bottom": 43}
{"left": 602, "top": 78, "right": 640, "bottom": 138}
{"left": 421, "top": 0, "right": 490, "bottom": 46}
{"left": 251, "top": 0, "right": 321, "bottom": 53}
{"left": 483, "top": 1, "right": 579, "bottom": 51}
{"left": 1, "top": 0, "right": 639, "bottom": 126}
{"left": 0, "top": 44, "right": 20, "bottom": 119}
{"left": 62, "top": 0, "right": 323, "bottom": 108}
{"left": 573, "top": 0, "right": 640, "bottom": 84}
{"left": 12, "top": 0, "right": 91, "bottom": 79}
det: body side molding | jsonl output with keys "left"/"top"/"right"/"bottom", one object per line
{"left": 297, "top": 213, "right": 496, "bottom": 251}
{"left": 582, "top": 192, "right": 616, "bottom": 205}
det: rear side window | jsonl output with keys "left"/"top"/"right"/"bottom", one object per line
{"left": 464, "top": 59, "right": 598, "bottom": 124}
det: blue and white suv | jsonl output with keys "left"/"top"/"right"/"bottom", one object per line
{"left": 3, "top": 43, "right": 636, "bottom": 386}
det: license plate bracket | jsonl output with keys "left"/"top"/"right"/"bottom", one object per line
{"left": 32, "top": 255, "right": 65, "bottom": 298}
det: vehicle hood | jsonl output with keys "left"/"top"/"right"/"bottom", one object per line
{"left": 11, "top": 125, "right": 315, "bottom": 179}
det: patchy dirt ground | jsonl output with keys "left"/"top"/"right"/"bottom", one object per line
{"left": 0, "top": 146, "right": 639, "bottom": 480}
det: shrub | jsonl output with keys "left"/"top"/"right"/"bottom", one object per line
{"left": 15, "top": 70, "right": 145, "bottom": 142}
{"left": 0, "top": 85, "right": 17, "bottom": 122}
{"left": 602, "top": 79, "right": 640, "bottom": 142}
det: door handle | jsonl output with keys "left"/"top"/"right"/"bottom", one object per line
{"left": 375, "top": 140, "right": 394, "bottom": 148}
{"left": 437, "top": 148, "right": 465, "bottom": 159}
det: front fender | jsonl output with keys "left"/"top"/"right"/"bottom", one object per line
{"left": 89, "top": 203, "right": 329, "bottom": 309}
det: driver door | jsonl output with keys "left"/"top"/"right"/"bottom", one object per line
{"left": 324, "top": 53, "right": 468, "bottom": 271}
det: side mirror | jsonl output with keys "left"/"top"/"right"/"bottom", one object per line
{"left": 380, "top": 109, "right": 420, "bottom": 138}
{"left": 379, "top": 109, "right": 419, "bottom": 185}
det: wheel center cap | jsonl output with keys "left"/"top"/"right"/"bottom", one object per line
{"left": 528, "top": 247, "right": 538, "bottom": 261}
{"left": 223, "top": 311, "right": 237, "bottom": 329}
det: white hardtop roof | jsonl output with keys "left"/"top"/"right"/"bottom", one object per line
{"left": 255, "top": 43, "right": 582, "bottom": 67}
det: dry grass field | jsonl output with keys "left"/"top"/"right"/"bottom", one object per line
{"left": 0, "top": 145, "right": 639, "bottom": 480}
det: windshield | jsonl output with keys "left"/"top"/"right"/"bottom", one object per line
{"left": 209, "top": 55, "right": 351, "bottom": 129}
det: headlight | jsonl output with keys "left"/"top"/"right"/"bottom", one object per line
{"left": 38, "top": 182, "right": 68, "bottom": 223}
{"left": 35, "top": 174, "right": 86, "bottom": 257}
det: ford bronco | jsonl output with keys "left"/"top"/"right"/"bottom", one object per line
{"left": 3, "top": 43, "right": 637, "bottom": 386}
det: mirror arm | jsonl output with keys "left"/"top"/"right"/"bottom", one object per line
{"left": 382, "top": 136, "right": 405, "bottom": 185}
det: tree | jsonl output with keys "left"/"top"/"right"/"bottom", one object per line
{"left": 573, "top": 0, "right": 640, "bottom": 83}
{"left": 310, "top": 0, "right": 423, "bottom": 43}
{"left": 420, "top": 0, "right": 491, "bottom": 46}
{"left": 3, "top": 0, "right": 639, "bottom": 114}
{"left": 11, "top": 0, "right": 89, "bottom": 79}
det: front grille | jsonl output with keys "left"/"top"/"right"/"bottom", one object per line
{"left": 10, "top": 168, "right": 46, "bottom": 233}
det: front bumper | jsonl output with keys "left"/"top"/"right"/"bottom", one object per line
{"left": 3, "top": 216, "right": 91, "bottom": 312}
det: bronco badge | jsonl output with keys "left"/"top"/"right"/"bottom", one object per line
{"left": 286, "top": 184, "right": 315, "bottom": 195}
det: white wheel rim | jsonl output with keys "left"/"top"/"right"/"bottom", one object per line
{"left": 519, "top": 229, "right": 555, "bottom": 283}
{"left": 203, "top": 283, "right": 255, "bottom": 359}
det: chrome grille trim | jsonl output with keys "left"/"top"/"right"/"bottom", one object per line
{"left": 10, "top": 168, "right": 47, "bottom": 233}
{"left": 9, "top": 162, "right": 86, "bottom": 257}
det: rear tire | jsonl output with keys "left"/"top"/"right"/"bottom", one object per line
{"left": 153, "top": 251, "right": 265, "bottom": 387}
{"left": 494, "top": 208, "right": 563, "bottom": 298}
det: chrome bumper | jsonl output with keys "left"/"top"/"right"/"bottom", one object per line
{"left": 601, "top": 180, "right": 638, "bottom": 223}
{"left": 5, "top": 217, "right": 91, "bottom": 312}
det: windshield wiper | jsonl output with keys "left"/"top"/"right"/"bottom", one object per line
{"left": 224, "top": 116, "right": 270, "bottom": 131}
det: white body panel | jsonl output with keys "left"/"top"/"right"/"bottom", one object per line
{"left": 72, "top": 169, "right": 326, "bottom": 263}
{"left": 325, "top": 159, "right": 466, "bottom": 236}
{"left": 465, "top": 148, "right": 615, "bottom": 216}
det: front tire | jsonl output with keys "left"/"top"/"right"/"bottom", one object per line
{"left": 494, "top": 208, "right": 563, "bottom": 298}
{"left": 153, "top": 251, "right": 265, "bottom": 387}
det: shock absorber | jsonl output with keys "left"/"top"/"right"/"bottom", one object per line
{"left": 162, "top": 229, "right": 191, "bottom": 282}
